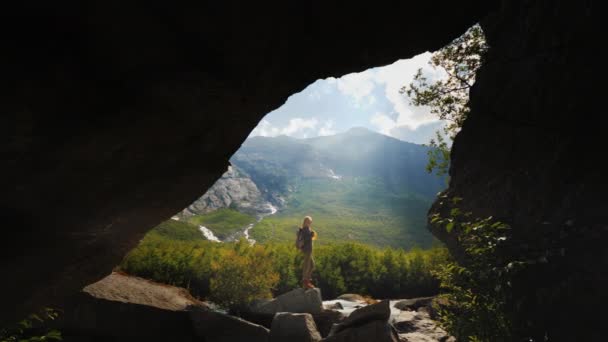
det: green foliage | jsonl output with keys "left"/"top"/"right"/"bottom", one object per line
{"left": 119, "top": 234, "right": 219, "bottom": 296}
{"left": 402, "top": 24, "right": 488, "bottom": 176}
{"left": 185, "top": 208, "right": 255, "bottom": 239}
{"left": 250, "top": 177, "right": 437, "bottom": 249}
{"left": 430, "top": 202, "right": 516, "bottom": 341}
{"left": 149, "top": 219, "right": 205, "bottom": 241}
{"left": 425, "top": 131, "right": 451, "bottom": 177}
{"left": 119, "top": 223, "right": 451, "bottom": 309}
{"left": 1, "top": 308, "right": 62, "bottom": 342}
{"left": 209, "top": 241, "right": 279, "bottom": 311}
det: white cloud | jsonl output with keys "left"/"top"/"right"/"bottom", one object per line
{"left": 249, "top": 119, "right": 281, "bottom": 137}
{"left": 336, "top": 72, "right": 375, "bottom": 104}
{"left": 370, "top": 112, "right": 397, "bottom": 136}
{"left": 250, "top": 52, "right": 452, "bottom": 144}
{"left": 389, "top": 121, "right": 449, "bottom": 145}
{"left": 377, "top": 55, "right": 448, "bottom": 130}
{"left": 319, "top": 120, "right": 337, "bottom": 136}
{"left": 281, "top": 118, "right": 318, "bottom": 135}
{"left": 336, "top": 52, "right": 448, "bottom": 132}
{"left": 249, "top": 117, "right": 319, "bottom": 138}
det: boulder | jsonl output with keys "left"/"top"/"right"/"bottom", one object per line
{"left": 392, "top": 304, "right": 454, "bottom": 342}
{"left": 336, "top": 294, "right": 366, "bottom": 302}
{"left": 60, "top": 292, "right": 196, "bottom": 341}
{"left": 393, "top": 297, "right": 435, "bottom": 311}
{"left": 189, "top": 307, "right": 269, "bottom": 342}
{"left": 59, "top": 273, "right": 205, "bottom": 341}
{"left": 313, "top": 310, "right": 345, "bottom": 337}
{"left": 323, "top": 302, "right": 344, "bottom": 311}
{"left": 237, "top": 309, "right": 344, "bottom": 338}
{"left": 269, "top": 312, "right": 322, "bottom": 342}
{"left": 329, "top": 300, "right": 391, "bottom": 335}
{"left": 82, "top": 272, "right": 206, "bottom": 311}
{"left": 322, "top": 320, "right": 399, "bottom": 342}
{"left": 252, "top": 288, "right": 323, "bottom": 314}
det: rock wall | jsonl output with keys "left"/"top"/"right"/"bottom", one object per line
{"left": 0, "top": 2, "right": 491, "bottom": 324}
{"left": 180, "top": 166, "right": 271, "bottom": 217}
{"left": 429, "top": 1, "right": 605, "bottom": 339}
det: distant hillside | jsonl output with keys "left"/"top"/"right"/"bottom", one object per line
{"left": 176, "top": 127, "right": 447, "bottom": 248}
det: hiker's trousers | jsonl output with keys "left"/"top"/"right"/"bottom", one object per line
{"left": 302, "top": 251, "right": 315, "bottom": 281}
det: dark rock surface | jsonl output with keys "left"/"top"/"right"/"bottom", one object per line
{"left": 270, "top": 312, "right": 322, "bottom": 342}
{"left": 0, "top": 2, "right": 491, "bottom": 324}
{"left": 393, "top": 297, "right": 434, "bottom": 312}
{"left": 323, "top": 320, "right": 399, "bottom": 342}
{"left": 59, "top": 273, "right": 205, "bottom": 341}
{"left": 239, "top": 309, "right": 344, "bottom": 338}
{"left": 391, "top": 307, "right": 453, "bottom": 342}
{"left": 329, "top": 300, "right": 390, "bottom": 335}
{"left": 60, "top": 293, "right": 196, "bottom": 342}
{"left": 58, "top": 272, "right": 273, "bottom": 341}
{"left": 340, "top": 300, "right": 391, "bottom": 330}
{"left": 250, "top": 288, "right": 323, "bottom": 314}
{"left": 428, "top": 1, "right": 605, "bottom": 340}
{"left": 190, "top": 307, "right": 270, "bottom": 342}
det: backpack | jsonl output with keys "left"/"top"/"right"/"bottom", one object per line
{"left": 295, "top": 228, "right": 305, "bottom": 251}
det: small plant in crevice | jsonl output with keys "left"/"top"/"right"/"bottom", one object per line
{"left": 430, "top": 196, "right": 583, "bottom": 341}
{"left": 0, "top": 308, "right": 62, "bottom": 342}
{"left": 430, "top": 196, "right": 516, "bottom": 341}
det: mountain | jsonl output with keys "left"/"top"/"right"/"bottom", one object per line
{"left": 180, "top": 165, "right": 275, "bottom": 217}
{"left": 179, "top": 128, "right": 447, "bottom": 248}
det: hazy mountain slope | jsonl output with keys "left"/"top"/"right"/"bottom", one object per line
{"left": 179, "top": 128, "right": 447, "bottom": 248}
{"left": 304, "top": 127, "right": 444, "bottom": 197}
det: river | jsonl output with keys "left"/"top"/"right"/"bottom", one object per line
{"left": 242, "top": 202, "right": 278, "bottom": 245}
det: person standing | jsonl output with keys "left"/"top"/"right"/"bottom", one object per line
{"left": 296, "top": 216, "right": 317, "bottom": 289}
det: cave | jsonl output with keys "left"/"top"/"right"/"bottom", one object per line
{"left": 1, "top": 1, "right": 604, "bottom": 340}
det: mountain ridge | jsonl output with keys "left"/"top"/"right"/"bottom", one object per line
{"left": 179, "top": 129, "right": 446, "bottom": 248}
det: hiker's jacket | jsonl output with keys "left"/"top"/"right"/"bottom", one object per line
{"left": 298, "top": 227, "right": 314, "bottom": 254}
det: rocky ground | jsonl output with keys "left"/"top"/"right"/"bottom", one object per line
{"left": 59, "top": 272, "right": 453, "bottom": 341}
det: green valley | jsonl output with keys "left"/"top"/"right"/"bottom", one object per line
{"left": 250, "top": 177, "right": 436, "bottom": 248}
{"left": 172, "top": 127, "right": 447, "bottom": 249}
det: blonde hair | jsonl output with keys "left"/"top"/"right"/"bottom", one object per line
{"left": 302, "top": 216, "right": 317, "bottom": 240}
{"left": 302, "top": 216, "right": 313, "bottom": 227}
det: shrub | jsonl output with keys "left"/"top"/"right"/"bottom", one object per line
{"left": 120, "top": 231, "right": 451, "bottom": 309}
{"left": 209, "top": 244, "right": 279, "bottom": 311}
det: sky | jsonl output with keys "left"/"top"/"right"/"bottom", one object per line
{"left": 248, "top": 52, "right": 449, "bottom": 145}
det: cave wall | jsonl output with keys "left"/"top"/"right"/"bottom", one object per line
{"left": 0, "top": 2, "right": 492, "bottom": 324}
{"left": 430, "top": 0, "right": 604, "bottom": 339}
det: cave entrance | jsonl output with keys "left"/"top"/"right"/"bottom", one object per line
{"left": 103, "top": 24, "right": 488, "bottom": 322}
{"left": 116, "top": 50, "right": 460, "bottom": 303}
{"left": 61, "top": 23, "right": 486, "bottom": 342}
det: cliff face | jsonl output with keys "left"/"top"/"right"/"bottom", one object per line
{"left": 0, "top": 2, "right": 490, "bottom": 324}
{"left": 429, "top": 1, "right": 605, "bottom": 339}
{"left": 181, "top": 166, "right": 272, "bottom": 217}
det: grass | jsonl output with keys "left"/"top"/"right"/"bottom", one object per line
{"left": 148, "top": 219, "right": 205, "bottom": 241}
{"left": 184, "top": 208, "right": 256, "bottom": 239}
{"left": 250, "top": 177, "right": 438, "bottom": 249}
